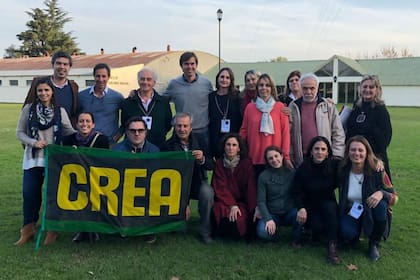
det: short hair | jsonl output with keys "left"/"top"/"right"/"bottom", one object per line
{"left": 125, "top": 116, "right": 148, "bottom": 130}
{"left": 137, "top": 68, "right": 158, "bottom": 81}
{"left": 179, "top": 52, "right": 198, "bottom": 66}
{"left": 172, "top": 112, "right": 193, "bottom": 126}
{"left": 300, "top": 73, "right": 319, "bottom": 87}
{"left": 356, "top": 74, "right": 385, "bottom": 107}
{"left": 257, "top": 73, "right": 278, "bottom": 100}
{"left": 264, "top": 146, "right": 283, "bottom": 165}
{"left": 77, "top": 112, "right": 95, "bottom": 123}
{"left": 215, "top": 67, "right": 237, "bottom": 97}
{"left": 285, "top": 70, "right": 301, "bottom": 94}
{"left": 51, "top": 51, "right": 72, "bottom": 67}
{"left": 93, "top": 63, "right": 111, "bottom": 76}
{"left": 219, "top": 133, "right": 248, "bottom": 159}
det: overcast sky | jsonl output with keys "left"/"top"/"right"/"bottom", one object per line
{"left": 1, "top": 0, "right": 420, "bottom": 62}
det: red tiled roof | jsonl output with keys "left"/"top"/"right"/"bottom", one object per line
{"left": 0, "top": 52, "right": 170, "bottom": 70}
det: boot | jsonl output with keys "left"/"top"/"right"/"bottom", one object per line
{"left": 368, "top": 221, "right": 386, "bottom": 261}
{"left": 14, "top": 223, "right": 36, "bottom": 246}
{"left": 44, "top": 231, "right": 58, "bottom": 245}
{"left": 368, "top": 240, "right": 380, "bottom": 261}
{"left": 327, "top": 240, "right": 340, "bottom": 265}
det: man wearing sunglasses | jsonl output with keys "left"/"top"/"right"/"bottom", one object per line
{"left": 113, "top": 116, "right": 159, "bottom": 153}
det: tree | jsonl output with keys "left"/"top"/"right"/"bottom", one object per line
{"left": 4, "top": 45, "right": 22, "bottom": 58}
{"left": 270, "top": 56, "right": 288, "bottom": 62}
{"left": 6, "top": 0, "right": 81, "bottom": 58}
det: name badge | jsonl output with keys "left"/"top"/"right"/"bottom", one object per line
{"left": 142, "top": 116, "right": 153, "bottom": 130}
{"left": 220, "top": 119, "right": 231, "bottom": 133}
{"left": 348, "top": 202, "right": 364, "bottom": 219}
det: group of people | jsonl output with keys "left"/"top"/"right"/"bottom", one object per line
{"left": 15, "top": 50, "right": 397, "bottom": 264}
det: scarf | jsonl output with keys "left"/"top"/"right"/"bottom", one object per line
{"left": 28, "top": 102, "right": 62, "bottom": 157}
{"left": 75, "top": 130, "right": 98, "bottom": 147}
{"left": 255, "top": 96, "right": 275, "bottom": 135}
{"left": 223, "top": 155, "right": 240, "bottom": 170}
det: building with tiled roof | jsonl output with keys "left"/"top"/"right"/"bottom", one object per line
{"left": 0, "top": 50, "right": 220, "bottom": 103}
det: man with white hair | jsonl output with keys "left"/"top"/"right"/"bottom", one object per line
{"left": 121, "top": 68, "right": 172, "bottom": 149}
{"left": 289, "top": 73, "right": 345, "bottom": 167}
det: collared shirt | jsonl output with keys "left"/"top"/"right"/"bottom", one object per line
{"left": 51, "top": 78, "right": 69, "bottom": 89}
{"left": 182, "top": 73, "right": 199, "bottom": 83}
{"left": 139, "top": 91, "right": 155, "bottom": 111}
{"left": 89, "top": 86, "right": 109, "bottom": 98}
{"left": 131, "top": 142, "right": 145, "bottom": 153}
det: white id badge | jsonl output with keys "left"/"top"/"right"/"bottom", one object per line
{"left": 221, "top": 119, "right": 231, "bottom": 133}
{"left": 142, "top": 116, "right": 153, "bottom": 130}
{"left": 348, "top": 202, "right": 364, "bottom": 219}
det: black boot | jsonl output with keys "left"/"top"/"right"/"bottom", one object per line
{"left": 368, "top": 221, "right": 386, "bottom": 261}
{"left": 327, "top": 240, "right": 340, "bottom": 265}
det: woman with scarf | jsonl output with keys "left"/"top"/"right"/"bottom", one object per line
{"left": 62, "top": 112, "right": 109, "bottom": 243}
{"left": 211, "top": 133, "right": 256, "bottom": 240}
{"left": 239, "top": 73, "right": 292, "bottom": 178}
{"left": 15, "top": 78, "right": 75, "bottom": 246}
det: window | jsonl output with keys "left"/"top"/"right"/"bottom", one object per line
{"left": 9, "top": 80, "right": 18, "bottom": 86}
{"left": 26, "top": 80, "right": 33, "bottom": 86}
{"left": 85, "top": 80, "right": 95, "bottom": 87}
{"left": 0, "top": 80, "right": 2, "bottom": 86}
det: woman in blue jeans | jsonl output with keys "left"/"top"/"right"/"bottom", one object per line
{"left": 338, "top": 135, "right": 397, "bottom": 261}
{"left": 15, "top": 78, "right": 75, "bottom": 246}
{"left": 256, "top": 146, "right": 301, "bottom": 247}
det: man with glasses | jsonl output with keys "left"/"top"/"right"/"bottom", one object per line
{"left": 23, "top": 51, "right": 79, "bottom": 126}
{"left": 113, "top": 116, "right": 159, "bottom": 153}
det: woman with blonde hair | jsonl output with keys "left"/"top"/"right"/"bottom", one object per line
{"left": 346, "top": 75, "right": 392, "bottom": 180}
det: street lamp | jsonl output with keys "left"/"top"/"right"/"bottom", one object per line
{"left": 217, "top": 9, "right": 223, "bottom": 70}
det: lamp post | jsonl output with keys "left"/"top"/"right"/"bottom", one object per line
{"left": 217, "top": 9, "right": 223, "bottom": 70}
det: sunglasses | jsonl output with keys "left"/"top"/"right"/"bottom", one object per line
{"left": 129, "top": 128, "right": 146, "bottom": 134}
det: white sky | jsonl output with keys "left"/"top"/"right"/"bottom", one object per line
{"left": 1, "top": 0, "right": 420, "bottom": 62}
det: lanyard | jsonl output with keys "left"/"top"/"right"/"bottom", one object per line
{"left": 136, "top": 94, "right": 156, "bottom": 117}
{"left": 215, "top": 94, "right": 230, "bottom": 119}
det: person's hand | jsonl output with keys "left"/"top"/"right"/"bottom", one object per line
{"left": 265, "top": 220, "right": 276, "bottom": 236}
{"left": 375, "top": 160, "right": 385, "bottom": 172}
{"left": 229, "top": 205, "right": 242, "bottom": 222}
{"left": 253, "top": 206, "right": 262, "bottom": 222}
{"left": 325, "top": 97, "right": 335, "bottom": 104}
{"left": 185, "top": 205, "right": 191, "bottom": 221}
{"left": 297, "top": 208, "right": 307, "bottom": 225}
{"left": 366, "top": 191, "right": 383, "bottom": 208}
{"left": 34, "top": 140, "right": 47, "bottom": 149}
{"left": 283, "top": 159, "right": 294, "bottom": 170}
{"left": 281, "top": 107, "right": 291, "bottom": 116}
{"left": 192, "top": 150, "right": 204, "bottom": 163}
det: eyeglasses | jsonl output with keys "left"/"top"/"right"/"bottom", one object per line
{"left": 129, "top": 128, "right": 146, "bottom": 134}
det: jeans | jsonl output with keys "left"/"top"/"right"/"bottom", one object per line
{"left": 198, "top": 180, "right": 214, "bottom": 237}
{"left": 340, "top": 200, "right": 388, "bottom": 241}
{"left": 22, "top": 167, "right": 44, "bottom": 225}
{"left": 256, "top": 208, "right": 302, "bottom": 243}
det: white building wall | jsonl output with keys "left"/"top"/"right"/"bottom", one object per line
{"left": 382, "top": 86, "right": 420, "bottom": 107}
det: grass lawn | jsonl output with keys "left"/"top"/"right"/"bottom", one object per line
{"left": 1, "top": 103, "right": 419, "bottom": 280}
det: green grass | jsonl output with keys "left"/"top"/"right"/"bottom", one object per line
{"left": 1, "top": 104, "right": 420, "bottom": 280}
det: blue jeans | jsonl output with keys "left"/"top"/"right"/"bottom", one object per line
{"left": 256, "top": 208, "right": 302, "bottom": 243}
{"left": 340, "top": 200, "right": 388, "bottom": 241}
{"left": 22, "top": 167, "right": 44, "bottom": 225}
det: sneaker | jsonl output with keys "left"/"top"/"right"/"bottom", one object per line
{"left": 291, "top": 241, "right": 302, "bottom": 249}
{"left": 72, "top": 232, "right": 86, "bottom": 243}
{"left": 144, "top": 234, "right": 157, "bottom": 244}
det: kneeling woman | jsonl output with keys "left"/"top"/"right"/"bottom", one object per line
{"left": 338, "top": 135, "right": 397, "bottom": 261}
{"left": 211, "top": 133, "right": 256, "bottom": 239}
{"left": 62, "top": 112, "right": 109, "bottom": 243}
{"left": 256, "top": 146, "right": 302, "bottom": 247}
{"left": 293, "top": 136, "right": 340, "bottom": 264}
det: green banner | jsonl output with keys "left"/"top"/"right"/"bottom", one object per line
{"left": 38, "top": 145, "right": 194, "bottom": 247}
